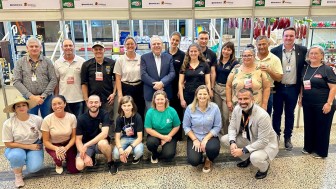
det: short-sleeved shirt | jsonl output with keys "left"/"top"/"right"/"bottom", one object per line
{"left": 144, "top": 106, "right": 181, "bottom": 135}
{"left": 180, "top": 61, "right": 210, "bottom": 93}
{"left": 230, "top": 66, "right": 268, "bottom": 106}
{"left": 2, "top": 114, "right": 42, "bottom": 144}
{"left": 113, "top": 53, "right": 141, "bottom": 82}
{"left": 301, "top": 64, "right": 336, "bottom": 106}
{"left": 115, "top": 113, "right": 143, "bottom": 138}
{"left": 41, "top": 112, "right": 77, "bottom": 144}
{"left": 81, "top": 57, "right": 115, "bottom": 103}
{"left": 54, "top": 55, "right": 86, "bottom": 103}
{"left": 76, "top": 109, "right": 112, "bottom": 143}
{"left": 203, "top": 47, "right": 217, "bottom": 68}
{"left": 215, "top": 60, "right": 239, "bottom": 84}
{"left": 255, "top": 52, "right": 283, "bottom": 87}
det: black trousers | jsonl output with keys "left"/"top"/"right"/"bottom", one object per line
{"left": 122, "top": 82, "right": 145, "bottom": 120}
{"left": 303, "top": 104, "right": 335, "bottom": 157}
{"left": 187, "top": 137, "right": 220, "bottom": 166}
{"left": 146, "top": 135, "right": 177, "bottom": 161}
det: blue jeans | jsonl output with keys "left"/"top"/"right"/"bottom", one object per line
{"left": 272, "top": 85, "right": 299, "bottom": 139}
{"left": 5, "top": 146, "right": 44, "bottom": 173}
{"left": 68, "top": 101, "right": 84, "bottom": 117}
{"left": 29, "top": 94, "right": 52, "bottom": 118}
{"left": 113, "top": 137, "right": 144, "bottom": 160}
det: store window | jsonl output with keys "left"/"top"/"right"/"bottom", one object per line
{"left": 37, "top": 21, "right": 60, "bottom": 42}
{"left": 0, "top": 22, "right": 5, "bottom": 40}
{"left": 91, "top": 20, "right": 112, "bottom": 42}
{"left": 143, "top": 20, "right": 164, "bottom": 37}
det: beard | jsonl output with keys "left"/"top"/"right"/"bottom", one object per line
{"left": 240, "top": 102, "right": 253, "bottom": 112}
{"left": 89, "top": 106, "right": 99, "bottom": 113}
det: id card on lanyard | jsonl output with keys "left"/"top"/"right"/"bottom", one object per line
{"left": 242, "top": 115, "right": 250, "bottom": 139}
{"left": 95, "top": 61, "right": 104, "bottom": 81}
{"left": 31, "top": 61, "right": 39, "bottom": 82}
{"left": 284, "top": 50, "right": 293, "bottom": 73}
{"left": 303, "top": 65, "right": 321, "bottom": 90}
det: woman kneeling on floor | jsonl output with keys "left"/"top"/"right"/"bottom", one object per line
{"left": 41, "top": 95, "right": 79, "bottom": 174}
{"left": 2, "top": 96, "right": 44, "bottom": 188}
{"left": 113, "top": 96, "right": 144, "bottom": 168}
{"left": 183, "top": 85, "right": 222, "bottom": 173}
{"left": 145, "top": 90, "right": 181, "bottom": 163}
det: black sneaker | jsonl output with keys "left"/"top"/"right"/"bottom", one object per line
{"left": 237, "top": 158, "right": 250, "bottom": 168}
{"left": 255, "top": 164, "right": 270, "bottom": 179}
{"left": 284, "top": 138, "right": 293, "bottom": 151}
{"left": 132, "top": 156, "right": 142, "bottom": 164}
{"left": 108, "top": 162, "right": 118, "bottom": 175}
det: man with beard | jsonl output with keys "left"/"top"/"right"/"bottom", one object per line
{"left": 221, "top": 88, "right": 278, "bottom": 179}
{"left": 54, "top": 39, "right": 86, "bottom": 117}
{"left": 75, "top": 95, "right": 117, "bottom": 174}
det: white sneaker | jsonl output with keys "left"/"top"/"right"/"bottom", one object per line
{"left": 151, "top": 155, "right": 158, "bottom": 164}
{"left": 55, "top": 166, "right": 64, "bottom": 174}
{"left": 15, "top": 173, "right": 25, "bottom": 188}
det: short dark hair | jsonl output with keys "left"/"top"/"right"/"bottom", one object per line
{"left": 50, "top": 95, "right": 70, "bottom": 113}
{"left": 238, "top": 88, "right": 253, "bottom": 97}
{"left": 283, "top": 27, "right": 296, "bottom": 36}
{"left": 198, "top": 30, "right": 209, "bottom": 36}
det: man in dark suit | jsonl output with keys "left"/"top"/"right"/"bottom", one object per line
{"left": 271, "top": 27, "right": 307, "bottom": 150}
{"left": 140, "top": 36, "right": 175, "bottom": 110}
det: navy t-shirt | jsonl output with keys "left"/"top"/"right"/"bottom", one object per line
{"left": 203, "top": 47, "right": 217, "bottom": 68}
{"left": 76, "top": 109, "right": 112, "bottom": 143}
{"left": 301, "top": 64, "right": 336, "bottom": 106}
{"left": 215, "top": 60, "right": 239, "bottom": 84}
{"left": 165, "top": 49, "right": 185, "bottom": 93}
{"left": 115, "top": 113, "right": 143, "bottom": 138}
{"left": 180, "top": 61, "right": 210, "bottom": 93}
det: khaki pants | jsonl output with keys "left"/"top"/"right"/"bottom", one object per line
{"left": 213, "top": 83, "right": 230, "bottom": 135}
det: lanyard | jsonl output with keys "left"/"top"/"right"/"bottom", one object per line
{"left": 95, "top": 61, "right": 103, "bottom": 73}
{"left": 284, "top": 50, "right": 293, "bottom": 65}
{"left": 303, "top": 65, "right": 321, "bottom": 81}
{"left": 30, "top": 61, "right": 39, "bottom": 75}
{"left": 242, "top": 115, "right": 250, "bottom": 130}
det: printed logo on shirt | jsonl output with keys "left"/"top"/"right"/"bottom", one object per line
{"left": 175, "top": 60, "right": 181, "bottom": 62}
{"left": 199, "top": 71, "right": 204, "bottom": 75}
{"left": 105, "top": 66, "right": 111, "bottom": 74}
{"left": 166, "top": 119, "right": 172, "bottom": 124}
{"left": 314, "top": 74, "right": 322, "bottom": 79}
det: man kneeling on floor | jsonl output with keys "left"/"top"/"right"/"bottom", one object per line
{"left": 75, "top": 95, "right": 117, "bottom": 174}
{"left": 221, "top": 88, "right": 278, "bottom": 179}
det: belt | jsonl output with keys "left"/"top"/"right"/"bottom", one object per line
{"left": 281, "top": 84, "right": 296, "bottom": 87}
{"left": 122, "top": 80, "right": 142, "bottom": 86}
{"left": 216, "top": 83, "right": 226, "bottom": 87}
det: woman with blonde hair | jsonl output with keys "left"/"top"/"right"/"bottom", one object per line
{"left": 183, "top": 85, "right": 222, "bottom": 173}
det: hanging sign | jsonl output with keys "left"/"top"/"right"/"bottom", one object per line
{"left": 255, "top": 0, "right": 310, "bottom": 7}
{"left": 131, "top": 0, "right": 192, "bottom": 8}
{"left": 312, "top": 0, "right": 336, "bottom": 6}
{"left": 0, "top": 0, "right": 60, "bottom": 9}
{"left": 62, "top": 0, "right": 128, "bottom": 9}
{"left": 195, "top": 0, "right": 253, "bottom": 8}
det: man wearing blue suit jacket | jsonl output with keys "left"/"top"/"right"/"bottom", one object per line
{"left": 270, "top": 27, "right": 307, "bottom": 150}
{"left": 140, "top": 36, "right": 175, "bottom": 110}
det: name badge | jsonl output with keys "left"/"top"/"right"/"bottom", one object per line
{"left": 242, "top": 130, "right": 247, "bottom": 139}
{"left": 125, "top": 126, "right": 134, "bottom": 137}
{"left": 67, "top": 76, "right": 74, "bottom": 84}
{"left": 31, "top": 74, "right": 37, "bottom": 82}
{"left": 286, "top": 65, "right": 291, "bottom": 72}
{"left": 244, "top": 78, "right": 252, "bottom": 89}
{"left": 95, "top": 72, "right": 103, "bottom": 81}
{"left": 303, "top": 80, "right": 311, "bottom": 90}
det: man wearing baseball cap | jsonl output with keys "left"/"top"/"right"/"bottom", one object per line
{"left": 81, "top": 41, "right": 116, "bottom": 123}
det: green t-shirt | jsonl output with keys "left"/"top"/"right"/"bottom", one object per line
{"left": 144, "top": 106, "right": 181, "bottom": 135}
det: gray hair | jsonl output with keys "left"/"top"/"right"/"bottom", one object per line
{"left": 256, "top": 35, "right": 269, "bottom": 43}
{"left": 150, "top": 36, "right": 162, "bottom": 45}
{"left": 306, "top": 45, "right": 325, "bottom": 64}
{"left": 26, "top": 37, "right": 42, "bottom": 47}
{"left": 243, "top": 44, "right": 256, "bottom": 56}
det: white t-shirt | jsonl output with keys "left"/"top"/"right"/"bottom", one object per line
{"left": 54, "top": 55, "right": 85, "bottom": 103}
{"left": 113, "top": 53, "right": 141, "bottom": 82}
{"left": 41, "top": 112, "right": 77, "bottom": 144}
{"left": 2, "top": 114, "right": 42, "bottom": 144}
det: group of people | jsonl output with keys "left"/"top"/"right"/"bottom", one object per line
{"left": 2, "top": 26, "right": 336, "bottom": 188}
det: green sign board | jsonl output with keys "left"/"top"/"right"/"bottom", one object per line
{"left": 312, "top": 0, "right": 321, "bottom": 6}
{"left": 195, "top": 0, "right": 205, "bottom": 7}
{"left": 62, "top": 0, "right": 75, "bottom": 8}
{"left": 255, "top": 0, "right": 265, "bottom": 6}
{"left": 131, "top": 0, "right": 142, "bottom": 8}
{"left": 0, "top": 0, "right": 2, "bottom": 9}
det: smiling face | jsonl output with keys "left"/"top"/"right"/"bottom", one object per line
{"left": 308, "top": 47, "right": 324, "bottom": 64}
{"left": 92, "top": 46, "right": 105, "bottom": 59}
{"left": 87, "top": 96, "right": 101, "bottom": 113}
{"left": 197, "top": 88, "right": 210, "bottom": 104}
{"left": 154, "top": 94, "right": 166, "bottom": 109}
{"left": 189, "top": 46, "right": 200, "bottom": 61}
{"left": 170, "top": 34, "right": 181, "bottom": 49}
{"left": 222, "top": 46, "right": 233, "bottom": 59}
{"left": 62, "top": 39, "right": 75, "bottom": 56}
{"left": 256, "top": 38, "right": 269, "bottom": 56}
{"left": 283, "top": 29, "right": 295, "bottom": 47}
{"left": 26, "top": 41, "right": 41, "bottom": 57}
{"left": 242, "top": 49, "right": 255, "bottom": 66}
{"left": 198, "top": 33, "right": 209, "bottom": 49}
{"left": 121, "top": 101, "right": 133, "bottom": 116}
{"left": 14, "top": 102, "right": 29, "bottom": 114}
{"left": 151, "top": 38, "right": 162, "bottom": 56}
{"left": 237, "top": 91, "right": 253, "bottom": 111}
{"left": 51, "top": 97, "right": 66, "bottom": 114}
{"left": 124, "top": 38, "right": 137, "bottom": 52}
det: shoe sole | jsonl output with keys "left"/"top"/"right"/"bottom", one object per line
{"left": 202, "top": 168, "right": 211, "bottom": 173}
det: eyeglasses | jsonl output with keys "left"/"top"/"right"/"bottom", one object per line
{"left": 242, "top": 55, "right": 253, "bottom": 58}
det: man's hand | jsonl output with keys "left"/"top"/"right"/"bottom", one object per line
{"left": 231, "top": 148, "right": 243, "bottom": 157}
{"left": 83, "top": 154, "right": 93, "bottom": 166}
{"left": 29, "top": 95, "right": 44, "bottom": 105}
{"left": 79, "top": 145, "right": 88, "bottom": 159}
{"left": 107, "top": 93, "right": 115, "bottom": 105}
{"left": 153, "top": 82, "right": 164, "bottom": 90}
